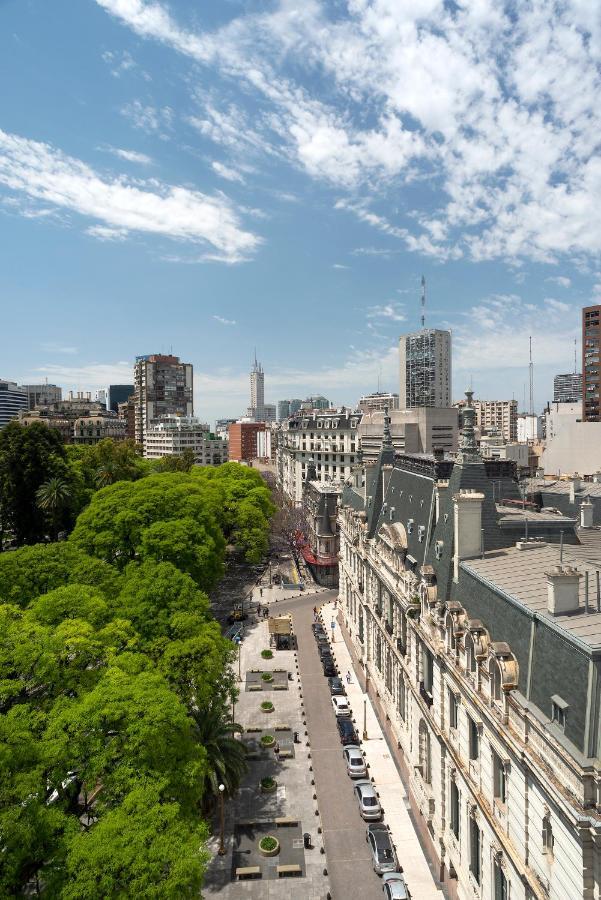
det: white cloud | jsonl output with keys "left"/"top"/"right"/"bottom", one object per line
{"left": 40, "top": 342, "right": 78, "bottom": 355}
{"left": 211, "top": 161, "right": 245, "bottom": 184}
{"left": 0, "top": 128, "right": 261, "bottom": 263}
{"left": 545, "top": 275, "right": 572, "bottom": 288}
{"left": 102, "top": 49, "right": 137, "bottom": 77}
{"left": 367, "top": 303, "right": 406, "bottom": 323}
{"left": 121, "top": 100, "right": 173, "bottom": 134}
{"left": 212, "top": 315, "right": 236, "bottom": 325}
{"left": 332, "top": 263, "right": 349, "bottom": 269}
{"left": 106, "top": 146, "right": 153, "bottom": 165}
{"left": 96, "top": 0, "right": 601, "bottom": 265}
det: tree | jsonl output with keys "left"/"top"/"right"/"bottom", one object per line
{"left": 159, "top": 615, "right": 235, "bottom": 712}
{"left": 190, "top": 702, "right": 247, "bottom": 804}
{"left": 36, "top": 477, "right": 72, "bottom": 541}
{"left": 66, "top": 439, "right": 149, "bottom": 494}
{"left": 153, "top": 449, "right": 196, "bottom": 473}
{"left": 61, "top": 783, "right": 208, "bottom": 900}
{"left": 0, "top": 422, "right": 72, "bottom": 546}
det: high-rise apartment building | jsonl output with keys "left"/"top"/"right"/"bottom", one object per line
{"left": 582, "top": 304, "right": 601, "bottom": 421}
{"left": 249, "top": 354, "right": 265, "bottom": 420}
{"left": 455, "top": 398, "right": 518, "bottom": 443}
{"left": 277, "top": 400, "right": 291, "bottom": 421}
{"left": 144, "top": 416, "right": 228, "bottom": 466}
{"left": 22, "top": 383, "right": 62, "bottom": 410}
{"left": 553, "top": 372, "right": 582, "bottom": 404}
{"left": 109, "top": 384, "right": 134, "bottom": 413}
{"left": 133, "top": 354, "right": 193, "bottom": 446}
{"left": 0, "top": 380, "right": 28, "bottom": 428}
{"left": 228, "top": 421, "right": 265, "bottom": 462}
{"left": 358, "top": 391, "right": 400, "bottom": 412}
{"left": 399, "top": 328, "right": 451, "bottom": 409}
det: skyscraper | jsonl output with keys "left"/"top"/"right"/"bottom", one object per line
{"left": 582, "top": 304, "right": 601, "bottom": 421}
{"left": 133, "top": 354, "right": 193, "bottom": 446}
{"left": 249, "top": 353, "right": 265, "bottom": 419}
{"left": 399, "top": 328, "right": 451, "bottom": 409}
{"left": 108, "top": 384, "right": 135, "bottom": 413}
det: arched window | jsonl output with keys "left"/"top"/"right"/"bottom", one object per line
{"left": 542, "top": 812, "right": 554, "bottom": 858}
{"left": 465, "top": 633, "right": 477, "bottom": 674}
{"left": 445, "top": 612, "right": 456, "bottom": 652}
{"left": 419, "top": 719, "right": 431, "bottom": 784}
{"left": 490, "top": 658, "right": 502, "bottom": 702}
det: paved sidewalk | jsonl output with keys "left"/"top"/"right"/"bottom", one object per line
{"left": 321, "top": 601, "right": 443, "bottom": 900}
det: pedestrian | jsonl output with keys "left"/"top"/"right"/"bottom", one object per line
{"left": 263, "top": 607, "right": 268, "bottom": 619}
{"left": 257, "top": 602, "right": 262, "bottom": 617}
{"left": 313, "top": 606, "right": 317, "bottom": 616}
{"left": 260, "top": 587, "right": 263, "bottom": 598}
{"left": 346, "top": 670, "right": 352, "bottom": 684}
{"left": 274, "top": 741, "right": 280, "bottom": 761}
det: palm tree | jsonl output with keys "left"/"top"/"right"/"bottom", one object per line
{"left": 191, "top": 703, "right": 247, "bottom": 807}
{"left": 95, "top": 461, "right": 118, "bottom": 488}
{"left": 36, "top": 477, "right": 72, "bottom": 541}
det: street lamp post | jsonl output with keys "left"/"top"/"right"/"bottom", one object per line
{"left": 237, "top": 643, "right": 242, "bottom": 682}
{"left": 363, "top": 698, "right": 368, "bottom": 741}
{"left": 217, "top": 783, "right": 226, "bottom": 855}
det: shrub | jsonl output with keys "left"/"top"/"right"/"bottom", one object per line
{"left": 260, "top": 701, "right": 274, "bottom": 712}
{"left": 259, "top": 836, "right": 278, "bottom": 852}
{"left": 260, "top": 734, "right": 275, "bottom": 747}
{"left": 261, "top": 649, "right": 273, "bottom": 659}
{"left": 261, "top": 672, "right": 273, "bottom": 682}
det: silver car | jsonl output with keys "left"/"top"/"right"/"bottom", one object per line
{"left": 331, "top": 696, "right": 351, "bottom": 717}
{"left": 343, "top": 744, "right": 367, "bottom": 778}
{"left": 366, "top": 823, "right": 398, "bottom": 875}
{"left": 354, "top": 779, "right": 382, "bottom": 820}
{"left": 382, "top": 872, "right": 410, "bottom": 899}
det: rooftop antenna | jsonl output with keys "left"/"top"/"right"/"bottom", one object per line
{"left": 574, "top": 337, "right": 577, "bottom": 375}
{"left": 529, "top": 336, "right": 534, "bottom": 417}
{"left": 420, "top": 275, "right": 426, "bottom": 328}
{"left": 377, "top": 363, "right": 382, "bottom": 394}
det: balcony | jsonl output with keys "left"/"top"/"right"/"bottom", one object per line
{"left": 419, "top": 682, "right": 433, "bottom": 708}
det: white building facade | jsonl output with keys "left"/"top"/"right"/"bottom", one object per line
{"left": 399, "top": 328, "right": 452, "bottom": 409}
{"left": 144, "top": 416, "right": 228, "bottom": 466}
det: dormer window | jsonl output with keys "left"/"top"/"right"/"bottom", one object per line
{"left": 551, "top": 696, "right": 568, "bottom": 730}
{"left": 418, "top": 525, "right": 426, "bottom": 543}
{"left": 407, "top": 519, "right": 414, "bottom": 534}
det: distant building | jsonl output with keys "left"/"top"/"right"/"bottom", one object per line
{"left": 263, "top": 403, "right": 276, "bottom": 423}
{"left": 289, "top": 399, "right": 302, "bottom": 415}
{"left": 358, "top": 391, "right": 400, "bottom": 412}
{"left": 301, "top": 469, "right": 341, "bottom": 587}
{"left": 300, "top": 395, "right": 330, "bottom": 411}
{"left": 0, "top": 380, "right": 29, "bottom": 428}
{"left": 554, "top": 372, "right": 582, "bottom": 404}
{"left": 248, "top": 353, "right": 265, "bottom": 420}
{"left": 583, "top": 304, "right": 601, "bottom": 421}
{"left": 479, "top": 432, "right": 529, "bottom": 469}
{"left": 399, "top": 328, "right": 451, "bottom": 409}
{"left": 517, "top": 413, "right": 543, "bottom": 442}
{"left": 73, "top": 415, "right": 127, "bottom": 445}
{"left": 109, "top": 384, "right": 135, "bottom": 413}
{"left": 94, "top": 389, "right": 108, "bottom": 409}
{"left": 456, "top": 398, "right": 517, "bottom": 443}
{"left": 22, "top": 383, "right": 62, "bottom": 410}
{"left": 359, "top": 407, "right": 458, "bottom": 461}
{"left": 133, "top": 354, "right": 193, "bottom": 447}
{"left": 541, "top": 401, "right": 601, "bottom": 476}
{"left": 144, "top": 416, "right": 227, "bottom": 465}
{"left": 215, "top": 418, "right": 236, "bottom": 440}
{"left": 117, "top": 398, "right": 136, "bottom": 441}
{"left": 228, "top": 421, "right": 265, "bottom": 462}
{"left": 277, "top": 400, "right": 291, "bottom": 421}
{"left": 277, "top": 409, "right": 361, "bottom": 503}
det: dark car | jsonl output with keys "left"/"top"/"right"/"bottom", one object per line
{"left": 312, "top": 622, "right": 325, "bottom": 635}
{"left": 337, "top": 717, "right": 359, "bottom": 745}
{"left": 314, "top": 629, "right": 328, "bottom": 642}
{"left": 318, "top": 644, "right": 333, "bottom": 660}
{"left": 322, "top": 658, "right": 337, "bottom": 676}
{"left": 328, "top": 676, "right": 345, "bottom": 695}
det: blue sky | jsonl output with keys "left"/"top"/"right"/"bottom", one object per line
{"left": 1, "top": 0, "right": 600, "bottom": 424}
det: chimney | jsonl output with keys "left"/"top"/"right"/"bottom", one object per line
{"left": 546, "top": 566, "right": 582, "bottom": 615}
{"left": 581, "top": 500, "right": 594, "bottom": 528}
{"left": 593, "top": 472, "right": 601, "bottom": 484}
{"left": 570, "top": 474, "right": 581, "bottom": 503}
{"left": 453, "top": 490, "right": 485, "bottom": 581}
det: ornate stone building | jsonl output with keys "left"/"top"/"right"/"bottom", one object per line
{"left": 339, "top": 397, "right": 601, "bottom": 900}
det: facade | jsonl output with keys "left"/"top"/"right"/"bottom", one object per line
{"left": 358, "top": 391, "right": 400, "bottom": 412}
{"left": 517, "top": 414, "right": 543, "bottom": 443}
{"left": 479, "top": 433, "right": 529, "bottom": 469}
{"left": 290, "top": 399, "right": 302, "bottom": 415}
{"left": 144, "top": 416, "right": 227, "bottom": 465}
{"left": 73, "top": 415, "right": 127, "bottom": 445}
{"left": 300, "top": 468, "right": 341, "bottom": 587}
{"left": 94, "top": 389, "right": 108, "bottom": 408}
{"left": 0, "top": 380, "right": 28, "bottom": 428}
{"left": 301, "top": 395, "right": 330, "bottom": 411}
{"left": 541, "top": 402, "right": 601, "bottom": 476}
{"left": 277, "top": 408, "right": 361, "bottom": 503}
{"left": 359, "top": 407, "right": 459, "bottom": 462}
{"left": 228, "top": 421, "right": 265, "bottom": 462}
{"left": 117, "top": 397, "right": 136, "bottom": 441}
{"left": 133, "top": 354, "right": 193, "bottom": 447}
{"left": 215, "top": 418, "right": 236, "bottom": 441}
{"left": 554, "top": 373, "right": 583, "bottom": 405}
{"left": 583, "top": 305, "right": 601, "bottom": 422}
{"left": 457, "top": 399, "right": 518, "bottom": 443}
{"left": 278, "top": 400, "right": 291, "bottom": 421}
{"left": 22, "top": 383, "right": 62, "bottom": 410}
{"left": 339, "top": 398, "right": 601, "bottom": 900}
{"left": 399, "top": 328, "right": 451, "bottom": 409}
{"left": 108, "top": 384, "right": 135, "bottom": 413}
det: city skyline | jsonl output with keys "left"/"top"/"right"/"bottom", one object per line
{"left": 1, "top": 1, "right": 600, "bottom": 423}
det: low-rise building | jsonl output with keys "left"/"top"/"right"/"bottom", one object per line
{"left": 339, "top": 395, "right": 601, "bottom": 900}
{"left": 73, "top": 415, "right": 128, "bottom": 445}
{"left": 144, "top": 416, "right": 227, "bottom": 465}
{"left": 300, "top": 464, "right": 341, "bottom": 587}
{"left": 277, "top": 408, "right": 361, "bottom": 503}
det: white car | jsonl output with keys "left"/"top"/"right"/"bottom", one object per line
{"left": 343, "top": 744, "right": 367, "bottom": 778}
{"left": 354, "top": 779, "right": 382, "bottom": 821}
{"left": 382, "top": 872, "right": 410, "bottom": 899}
{"left": 332, "top": 696, "right": 351, "bottom": 717}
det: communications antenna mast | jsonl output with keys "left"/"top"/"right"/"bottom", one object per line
{"left": 529, "top": 336, "right": 534, "bottom": 416}
{"left": 421, "top": 275, "right": 426, "bottom": 328}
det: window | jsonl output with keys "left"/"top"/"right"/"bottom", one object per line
{"left": 493, "top": 751, "right": 507, "bottom": 805}
{"left": 551, "top": 696, "right": 568, "bottom": 730}
{"left": 397, "top": 676, "right": 406, "bottom": 721}
{"left": 469, "top": 815, "right": 481, "bottom": 884}
{"left": 494, "top": 860, "right": 508, "bottom": 900}
{"left": 542, "top": 812, "right": 554, "bottom": 858}
{"left": 375, "top": 634, "right": 382, "bottom": 672}
{"left": 450, "top": 780, "right": 460, "bottom": 839}
{"left": 469, "top": 717, "right": 480, "bottom": 760}
{"left": 448, "top": 689, "right": 458, "bottom": 730}
{"left": 419, "top": 719, "right": 431, "bottom": 784}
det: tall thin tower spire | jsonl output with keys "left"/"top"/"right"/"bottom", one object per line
{"left": 421, "top": 275, "right": 426, "bottom": 328}
{"left": 529, "top": 336, "right": 534, "bottom": 416}
{"left": 574, "top": 337, "right": 577, "bottom": 375}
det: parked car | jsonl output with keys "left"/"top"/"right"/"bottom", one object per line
{"left": 318, "top": 643, "right": 332, "bottom": 658}
{"left": 337, "top": 718, "right": 359, "bottom": 745}
{"left": 322, "top": 658, "right": 337, "bottom": 676}
{"left": 319, "top": 648, "right": 334, "bottom": 664}
{"left": 343, "top": 744, "right": 367, "bottom": 778}
{"left": 382, "top": 872, "right": 410, "bottom": 899}
{"left": 312, "top": 622, "right": 326, "bottom": 635}
{"left": 315, "top": 631, "right": 329, "bottom": 644}
{"left": 354, "top": 779, "right": 382, "bottom": 820}
{"left": 331, "top": 696, "right": 351, "bottom": 717}
{"left": 366, "top": 823, "right": 398, "bottom": 875}
{"left": 328, "top": 676, "right": 345, "bottom": 695}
